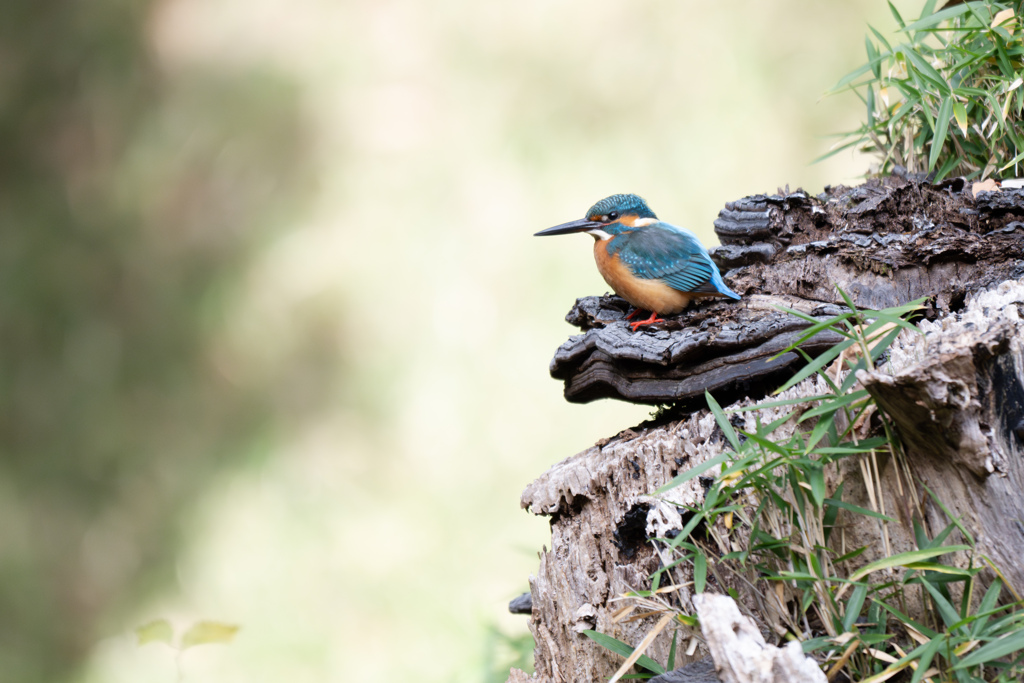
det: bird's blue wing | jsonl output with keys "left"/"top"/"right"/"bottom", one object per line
{"left": 610, "top": 222, "right": 719, "bottom": 293}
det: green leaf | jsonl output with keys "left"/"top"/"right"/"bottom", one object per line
{"left": 933, "top": 151, "right": 961, "bottom": 182}
{"left": 911, "top": 637, "right": 944, "bottom": 683}
{"left": 953, "top": 100, "right": 968, "bottom": 136}
{"left": 888, "top": 1, "right": 906, "bottom": 29}
{"left": 849, "top": 546, "right": 971, "bottom": 582}
{"left": 774, "top": 338, "right": 857, "bottom": 395}
{"left": 971, "top": 579, "right": 1003, "bottom": 637}
{"left": 694, "top": 551, "right": 707, "bottom": 594}
{"left": 843, "top": 584, "right": 869, "bottom": 632}
{"left": 866, "top": 37, "right": 881, "bottom": 81}
{"left": 180, "top": 621, "right": 240, "bottom": 649}
{"left": 655, "top": 451, "right": 729, "bottom": 494}
{"left": 900, "top": 3, "right": 972, "bottom": 33}
{"left": 922, "top": 484, "right": 975, "bottom": 545}
{"left": 665, "top": 509, "right": 709, "bottom": 550}
{"left": 799, "top": 390, "right": 871, "bottom": 422}
{"left": 868, "top": 25, "right": 893, "bottom": 52}
{"left": 903, "top": 562, "right": 975, "bottom": 577}
{"left": 954, "top": 628, "right": 1024, "bottom": 669}
{"left": 905, "top": 49, "right": 951, "bottom": 95}
{"left": 581, "top": 630, "right": 666, "bottom": 675}
{"left": 135, "top": 619, "right": 174, "bottom": 646}
{"left": 824, "top": 498, "right": 896, "bottom": 522}
{"left": 707, "top": 390, "right": 740, "bottom": 452}
{"left": 666, "top": 629, "right": 677, "bottom": 672}
{"left": 807, "top": 463, "right": 826, "bottom": 509}
{"left": 929, "top": 96, "right": 954, "bottom": 171}
{"left": 920, "top": 578, "right": 964, "bottom": 631}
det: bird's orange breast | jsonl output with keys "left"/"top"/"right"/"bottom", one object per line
{"left": 592, "top": 238, "right": 692, "bottom": 314}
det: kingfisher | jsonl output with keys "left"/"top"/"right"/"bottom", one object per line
{"left": 535, "top": 194, "right": 740, "bottom": 332}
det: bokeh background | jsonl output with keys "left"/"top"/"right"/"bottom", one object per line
{"left": 1, "top": 1, "right": 924, "bottom": 681}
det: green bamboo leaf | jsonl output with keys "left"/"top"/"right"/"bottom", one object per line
{"left": 866, "top": 38, "right": 880, "bottom": 81}
{"left": 868, "top": 25, "right": 893, "bottom": 52}
{"left": 807, "top": 463, "right": 826, "bottom": 509}
{"left": 900, "top": 3, "right": 972, "bottom": 33}
{"left": 850, "top": 546, "right": 971, "bottom": 582}
{"left": 581, "top": 630, "right": 666, "bottom": 675}
{"left": 971, "top": 579, "right": 1003, "bottom": 637}
{"left": 933, "top": 95, "right": 954, "bottom": 169}
{"left": 905, "top": 49, "right": 951, "bottom": 95}
{"left": 888, "top": 1, "right": 906, "bottom": 29}
{"left": 775, "top": 338, "right": 857, "bottom": 395}
{"left": 656, "top": 451, "right": 729, "bottom": 494}
{"left": 694, "top": 551, "right": 707, "bottom": 594}
{"left": 933, "top": 152, "right": 961, "bottom": 182}
{"left": 903, "top": 562, "right": 975, "bottom": 577}
{"left": 135, "top": 619, "right": 174, "bottom": 646}
{"left": 919, "top": 577, "right": 965, "bottom": 630}
{"left": 953, "top": 100, "right": 968, "bottom": 136}
{"left": 181, "top": 621, "right": 240, "bottom": 649}
{"left": 843, "top": 584, "right": 868, "bottom": 632}
{"left": 910, "top": 637, "right": 944, "bottom": 683}
{"left": 799, "top": 390, "right": 871, "bottom": 422}
{"left": 824, "top": 498, "right": 896, "bottom": 522}
{"left": 827, "top": 63, "right": 876, "bottom": 95}
{"left": 955, "top": 628, "right": 1024, "bottom": 669}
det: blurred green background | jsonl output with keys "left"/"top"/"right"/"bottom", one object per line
{"left": 0, "top": 1, "right": 921, "bottom": 681}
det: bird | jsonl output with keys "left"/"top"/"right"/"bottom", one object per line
{"left": 535, "top": 194, "right": 740, "bottom": 332}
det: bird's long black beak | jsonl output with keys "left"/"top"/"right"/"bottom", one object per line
{"left": 534, "top": 218, "right": 604, "bottom": 236}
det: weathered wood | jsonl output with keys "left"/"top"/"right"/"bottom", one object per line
{"left": 692, "top": 594, "right": 826, "bottom": 683}
{"left": 510, "top": 279, "right": 1024, "bottom": 683}
{"left": 553, "top": 294, "right": 844, "bottom": 408}
{"left": 508, "top": 178, "right": 1024, "bottom": 683}
{"left": 859, "top": 280, "right": 1024, "bottom": 590}
{"left": 513, "top": 377, "right": 835, "bottom": 683}
{"left": 649, "top": 658, "right": 719, "bottom": 683}
{"left": 549, "top": 178, "right": 1024, "bottom": 405}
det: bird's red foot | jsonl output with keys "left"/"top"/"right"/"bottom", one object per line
{"left": 628, "top": 310, "right": 665, "bottom": 332}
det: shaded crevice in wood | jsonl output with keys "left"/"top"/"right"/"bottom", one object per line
{"left": 511, "top": 177, "right": 1024, "bottom": 683}
{"left": 549, "top": 178, "right": 1024, "bottom": 405}
{"left": 511, "top": 280, "right": 1024, "bottom": 683}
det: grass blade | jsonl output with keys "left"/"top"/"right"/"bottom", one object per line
{"left": 850, "top": 546, "right": 971, "bottom": 582}
{"left": 582, "top": 630, "right": 666, "bottom": 676}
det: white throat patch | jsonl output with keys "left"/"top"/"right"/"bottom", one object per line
{"left": 586, "top": 228, "right": 613, "bottom": 240}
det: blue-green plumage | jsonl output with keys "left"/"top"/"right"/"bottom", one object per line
{"left": 535, "top": 194, "right": 740, "bottom": 329}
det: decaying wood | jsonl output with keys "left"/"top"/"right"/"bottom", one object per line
{"left": 858, "top": 281, "right": 1024, "bottom": 588}
{"left": 551, "top": 179, "right": 1024, "bottom": 405}
{"left": 691, "top": 594, "right": 826, "bottom": 683}
{"left": 649, "top": 658, "right": 718, "bottom": 683}
{"left": 510, "top": 279, "right": 1024, "bottom": 683}
{"left": 507, "top": 177, "right": 1024, "bottom": 683}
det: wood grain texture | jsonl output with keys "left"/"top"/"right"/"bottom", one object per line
{"left": 548, "top": 178, "right": 1024, "bottom": 406}
{"left": 511, "top": 177, "right": 1024, "bottom": 683}
{"left": 513, "top": 280, "right": 1024, "bottom": 683}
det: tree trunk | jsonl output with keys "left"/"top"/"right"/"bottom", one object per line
{"left": 509, "top": 178, "right": 1024, "bottom": 683}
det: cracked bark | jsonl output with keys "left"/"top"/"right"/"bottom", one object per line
{"left": 508, "top": 177, "right": 1024, "bottom": 683}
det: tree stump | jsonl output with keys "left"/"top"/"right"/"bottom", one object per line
{"left": 509, "top": 177, "right": 1024, "bottom": 683}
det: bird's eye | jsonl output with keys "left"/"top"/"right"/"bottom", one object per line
{"left": 607, "top": 211, "right": 619, "bottom": 220}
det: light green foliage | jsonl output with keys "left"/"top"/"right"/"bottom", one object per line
{"left": 134, "top": 619, "right": 174, "bottom": 647}
{"left": 589, "top": 292, "right": 1024, "bottom": 681}
{"left": 179, "top": 621, "right": 241, "bottom": 649}
{"left": 136, "top": 619, "right": 240, "bottom": 682}
{"left": 482, "top": 625, "right": 535, "bottom": 683}
{"left": 826, "top": 1, "right": 1024, "bottom": 180}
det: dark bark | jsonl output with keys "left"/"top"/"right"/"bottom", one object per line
{"left": 549, "top": 178, "right": 1024, "bottom": 405}
{"left": 510, "top": 178, "right": 1024, "bottom": 683}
